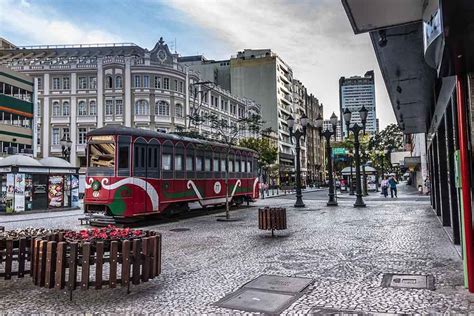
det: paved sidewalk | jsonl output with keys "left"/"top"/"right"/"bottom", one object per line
{"left": 0, "top": 184, "right": 472, "bottom": 314}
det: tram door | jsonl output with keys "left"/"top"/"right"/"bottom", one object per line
{"left": 146, "top": 142, "right": 160, "bottom": 213}
{"left": 133, "top": 140, "right": 148, "bottom": 213}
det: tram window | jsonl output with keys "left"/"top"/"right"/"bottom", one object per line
{"left": 153, "top": 147, "right": 159, "bottom": 168}
{"left": 148, "top": 147, "right": 153, "bottom": 168}
{"left": 163, "top": 154, "right": 172, "bottom": 170}
{"left": 89, "top": 142, "right": 115, "bottom": 168}
{"left": 213, "top": 158, "right": 219, "bottom": 171}
{"left": 221, "top": 159, "right": 226, "bottom": 172}
{"left": 118, "top": 146, "right": 129, "bottom": 169}
{"left": 186, "top": 156, "right": 193, "bottom": 171}
{"left": 196, "top": 157, "right": 203, "bottom": 171}
{"left": 241, "top": 160, "right": 246, "bottom": 173}
{"left": 175, "top": 154, "right": 183, "bottom": 171}
{"left": 247, "top": 161, "right": 251, "bottom": 174}
{"left": 140, "top": 147, "right": 146, "bottom": 168}
{"left": 236, "top": 159, "right": 240, "bottom": 172}
{"left": 229, "top": 159, "right": 234, "bottom": 172}
{"left": 134, "top": 146, "right": 139, "bottom": 168}
{"left": 204, "top": 158, "right": 211, "bottom": 171}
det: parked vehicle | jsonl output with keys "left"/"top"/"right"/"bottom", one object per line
{"left": 84, "top": 125, "right": 259, "bottom": 223}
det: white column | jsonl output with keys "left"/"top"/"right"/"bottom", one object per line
{"left": 42, "top": 73, "right": 50, "bottom": 157}
{"left": 97, "top": 58, "right": 104, "bottom": 128}
{"left": 125, "top": 57, "right": 132, "bottom": 127}
{"left": 70, "top": 72, "right": 77, "bottom": 166}
{"left": 185, "top": 69, "right": 189, "bottom": 129}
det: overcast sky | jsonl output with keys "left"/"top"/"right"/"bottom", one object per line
{"left": 1, "top": 0, "right": 396, "bottom": 128}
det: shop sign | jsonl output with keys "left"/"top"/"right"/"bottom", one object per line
{"left": 332, "top": 148, "right": 346, "bottom": 156}
{"left": 0, "top": 167, "right": 11, "bottom": 173}
{"left": 48, "top": 176, "right": 64, "bottom": 208}
{"left": 90, "top": 135, "right": 114, "bottom": 142}
{"left": 50, "top": 169, "right": 77, "bottom": 174}
{"left": 423, "top": 7, "right": 444, "bottom": 70}
{"left": 18, "top": 167, "right": 48, "bottom": 174}
{"left": 14, "top": 173, "right": 25, "bottom": 212}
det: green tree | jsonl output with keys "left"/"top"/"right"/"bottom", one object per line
{"left": 239, "top": 137, "right": 278, "bottom": 172}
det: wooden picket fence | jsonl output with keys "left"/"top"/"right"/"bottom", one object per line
{"left": 0, "top": 237, "right": 34, "bottom": 280}
{"left": 31, "top": 232, "right": 162, "bottom": 296}
{"left": 258, "top": 207, "right": 287, "bottom": 237}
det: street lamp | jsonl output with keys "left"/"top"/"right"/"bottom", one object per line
{"left": 344, "top": 106, "right": 368, "bottom": 208}
{"left": 348, "top": 149, "right": 355, "bottom": 195}
{"left": 60, "top": 135, "right": 72, "bottom": 162}
{"left": 287, "top": 113, "right": 308, "bottom": 208}
{"left": 315, "top": 112, "right": 338, "bottom": 206}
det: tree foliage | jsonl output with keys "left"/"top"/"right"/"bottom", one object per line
{"left": 239, "top": 137, "right": 278, "bottom": 170}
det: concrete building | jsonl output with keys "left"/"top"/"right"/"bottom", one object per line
{"left": 343, "top": 0, "right": 474, "bottom": 292}
{"left": 305, "top": 93, "right": 324, "bottom": 185}
{"left": 0, "top": 66, "right": 34, "bottom": 155}
{"left": 323, "top": 120, "right": 343, "bottom": 143}
{"left": 339, "top": 71, "right": 377, "bottom": 136}
{"left": 0, "top": 38, "right": 260, "bottom": 169}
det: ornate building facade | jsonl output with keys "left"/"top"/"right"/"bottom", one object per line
{"left": 0, "top": 38, "right": 260, "bottom": 169}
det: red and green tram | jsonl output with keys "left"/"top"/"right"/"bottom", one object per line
{"left": 84, "top": 125, "right": 259, "bottom": 221}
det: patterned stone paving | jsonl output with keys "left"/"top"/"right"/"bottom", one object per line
{"left": 1, "top": 184, "right": 473, "bottom": 314}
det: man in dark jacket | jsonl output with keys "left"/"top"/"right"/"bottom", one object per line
{"left": 388, "top": 176, "right": 398, "bottom": 198}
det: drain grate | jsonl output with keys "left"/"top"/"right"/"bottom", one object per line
{"left": 215, "top": 275, "right": 313, "bottom": 314}
{"left": 381, "top": 273, "right": 435, "bottom": 290}
{"left": 169, "top": 228, "right": 190, "bottom": 232}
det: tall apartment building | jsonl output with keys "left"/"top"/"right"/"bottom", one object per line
{"left": 305, "top": 93, "right": 324, "bottom": 184}
{"left": 181, "top": 49, "right": 325, "bottom": 184}
{"left": 0, "top": 38, "right": 260, "bottom": 168}
{"left": 0, "top": 65, "right": 34, "bottom": 155}
{"left": 339, "top": 71, "right": 377, "bottom": 137}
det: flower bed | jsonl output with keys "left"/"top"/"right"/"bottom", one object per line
{"left": 63, "top": 225, "right": 145, "bottom": 243}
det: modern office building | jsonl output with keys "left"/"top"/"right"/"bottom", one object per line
{"left": 0, "top": 65, "right": 34, "bottom": 155}
{"left": 323, "top": 120, "right": 343, "bottom": 142}
{"left": 181, "top": 49, "right": 326, "bottom": 184}
{"left": 0, "top": 38, "right": 260, "bottom": 168}
{"left": 339, "top": 71, "right": 377, "bottom": 137}
{"left": 343, "top": 0, "right": 474, "bottom": 292}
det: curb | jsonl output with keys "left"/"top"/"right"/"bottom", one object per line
{"left": 260, "top": 188, "right": 324, "bottom": 199}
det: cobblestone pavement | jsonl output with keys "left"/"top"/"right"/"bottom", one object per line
{"left": 1, "top": 183, "right": 473, "bottom": 314}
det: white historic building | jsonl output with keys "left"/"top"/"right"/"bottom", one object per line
{"left": 0, "top": 38, "right": 260, "bottom": 169}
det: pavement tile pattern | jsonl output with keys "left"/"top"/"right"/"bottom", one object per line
{"left": 0, "top": 184, "right": 473, "bottom": 314}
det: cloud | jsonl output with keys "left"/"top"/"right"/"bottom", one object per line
{"left": 0, "top": 0, "right": 122, "bottom": 44}
{"left": 166, "top": 0, "right": 395, "bottom": 128}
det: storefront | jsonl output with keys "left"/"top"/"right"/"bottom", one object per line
{"left": 0, "top": 155, "right": 79, "bottom": 213}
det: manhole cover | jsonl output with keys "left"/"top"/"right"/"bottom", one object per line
{"left": 244, "top": 274, "right": 313, "bottom": 293}
{"left": 216, "top": 288, "right": 300, "bottom": 314}
{"left": 381, "top": 273, "right": 435, "bottom": 290}
{"left": 169, "top": 228, "right": 190, "bottom": 232}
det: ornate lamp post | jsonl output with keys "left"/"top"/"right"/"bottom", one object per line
{"left": 348, "top": 149, "right": 355, "bottom": 195}
{"left": 287, "top": 113, "right": 308, "bottom": 208}
{"left": 60, "top": 135, "right": 72, "bottom": 162}
{"left": 315, "top": 112, "right": 338, "bottom": 206}
{"left": 343, "top": 106, "right": 368, "bottom": 208}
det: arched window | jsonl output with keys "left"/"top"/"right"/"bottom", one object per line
{"left": 89, "top": 100, "right": 97, "bottom": 116}
{"left": 106, "top": 75, "right": 113, "bottom": 89}
{"left": 155, "top": 101, "right": 170, "bottom": 116}
{"left": 135, "top": 100, "right": 149, "bottom": 115}
{"left": 175, "top": 103, "right": 183, "bottom": 118}
{"left": 62, "top": 101, "right": 70, "bottom": 116}
{"left": 52, "top": 101, "right": 60, "bottom": 117}
{"left": 78, "top": 101, "right": 87, "bottom": 116}
{"left": 115, "top": 76, "right": 122, "bottom": 89}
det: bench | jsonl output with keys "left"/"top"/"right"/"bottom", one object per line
{"left": 258, "top": 207, "right": 287, "bottom": 237}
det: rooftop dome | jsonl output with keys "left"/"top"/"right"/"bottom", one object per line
{"left": 0, "top": 154, "right": 43, "bottom": 167}
{"left": 39, "top": 157, "right": 73, "bottom": 168}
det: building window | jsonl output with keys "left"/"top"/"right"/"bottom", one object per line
{"left": 163, "top": 77, "right": 169, "bottom": 90}
{"left": 52, "top": 101, "right": 61, "bottom": 117}
{"left": 52, "top": 128, "right": 60, "bottom": 145}
{"left": 143, "top": 75, "right": 149, "bottom": 88}
{"left": 175, "top": 103, "right": 183, "bottom": 118}
{"left": 115, "top": 76, "right": 122, "bottom": 89}
{"left": 174, "top": 79, "right": 178, "bottom": 91}
{"left": 90, "top": 77, "right": 97, "bottom": 89}
{"left": 134, "top": 75, "right": 141, "bottom": 88}
{"left": 62, "top": 77, "right": 70, "bottom": 90}
{"left": 36, "top": 77, "right": 43, "bottom": 90}
{"left": 62, "top": 127, "right": 70, "bottom": 141}
{"left": 179, "top": 81, "right": 184, "bottom": 93}
{"left": 78, "top": 101, "right": 87, "bottom": 116}
{"left": 156, "top": 101, "right": 170, "bottom": 116}
{"left": 115, "top": 100, "right": 123, "bottom": 116}
{"left": 62, "top": 101, "right": 70, "bottom": 116}
{"left": 106, "top": 76, "right": 113, "bottom": 89}
{"left": 135, "top": 100, "right": 149, "bottom": 115}
{"left": 105, "top": 100, "right": 114, "bottom": 116}
{"left": 78, "top": 128, "right": 87, "bottom": 144}
{"left": 53, "top": 78, "right": 60, "bottom": 90}
{"left": 154, "top": 76, "right": 161, "bottom": 89}
{"left": 89, "top": 101, "right": 97, "bottom": 116}
{"left": 78, "top": 77, "right": 87, "bottom": 89}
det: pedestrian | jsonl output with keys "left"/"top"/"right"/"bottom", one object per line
{"left": 381, "top": 176, "right": 389, "bottom": 198}
{"left": 388, "top": 176, "right": 398, "bottom": 198}
{"left": 424, "top": 176, "right": 431, "bottom": 195}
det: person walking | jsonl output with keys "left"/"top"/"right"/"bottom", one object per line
{"left": 388, "top": 176, "right": 398, "bottom": 198}
{"left": 381, "top": 176, "right": 389, "bottom": 198}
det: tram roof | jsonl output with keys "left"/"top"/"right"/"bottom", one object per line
{"left": 87, "top": 125, "right": 258, "bottom": 154}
